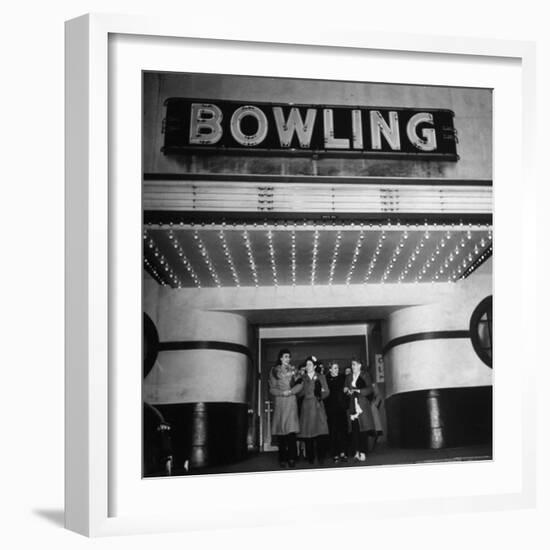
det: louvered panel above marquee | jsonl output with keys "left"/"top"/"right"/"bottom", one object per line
{"left": 144, "top": 180, "right": 492, "bottom": 215}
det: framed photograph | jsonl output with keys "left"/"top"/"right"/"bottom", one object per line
{"left": 65, "top": 13, "right": 536, "bottom": 536}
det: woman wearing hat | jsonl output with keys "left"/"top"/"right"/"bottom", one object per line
{"left": 269, "top": 349, "right": 303, "bottom": 468}
{"left": 325, "top": 361, "right": 349, "bottom": 463}
{"left": 298, "top": 356, "right": 330, "bottom": 465}
{"left": 344, "top": 358, "right": 375, "bottom": 462}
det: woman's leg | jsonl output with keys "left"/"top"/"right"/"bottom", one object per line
{"left": 287, "top": 432, "right": 297, "bottom": 465}
{"left": 327, "top": 412, "right": 338, "bottom": 458}
{"left": 359, "top": 430, "right": 369, "bottom": 456}
{"left": 305, "top": 438, "right": 315, "bottom": 464}
{"left": 278, "top": 435, "right": 288, "bottom": 465}
{"left": 316, "top": 435, "right": 326, "bottom": 464}
{"left": 336, "top": 410, "right": 348, "bottom": 457}
{"left": 350, "top": 420, "right": 360, "bottom": 457}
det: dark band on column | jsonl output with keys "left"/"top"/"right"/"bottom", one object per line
{"left": 158, "top": 340, "right": 253, "bottom": 361}
{"left": 382, "top": 330, "right": 470, "bottom": 356}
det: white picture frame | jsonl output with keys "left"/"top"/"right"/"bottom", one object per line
{"left": 65, "top": 13, "right": 536, "bottom": 537}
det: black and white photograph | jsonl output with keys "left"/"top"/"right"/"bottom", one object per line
{"left": 141, "top": 71, "right": 493, "bottom": 478}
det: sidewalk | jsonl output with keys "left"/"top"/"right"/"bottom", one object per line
{"left": 172, "top": 442, "right": 492, "bottom": 476}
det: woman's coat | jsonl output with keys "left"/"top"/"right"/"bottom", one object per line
{"left": 269, "top": 364, "right": 303, "bottom": 435}
{"left": 298, "top": 372, "right": 330, "bottom": 438}
{"left": 344, "top": 372, "right": 375, "bottom": 433}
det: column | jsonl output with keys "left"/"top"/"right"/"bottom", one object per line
{"left": 143, "top": 308, "right": 250, "bottom": 469}
{"left": 383, "top": 290, "right": 493, "bottom": 449}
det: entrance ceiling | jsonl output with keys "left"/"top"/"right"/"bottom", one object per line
{"left": 144, "top": 222, "right": 492, "bottom": 288}
{"left": 232, "top": 305, "right": 403, "bottom": 325}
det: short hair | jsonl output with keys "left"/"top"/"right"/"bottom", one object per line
{"left": 301, "top": 355, "right": 318, "bottom": 368}
{"left": 277, "top": 348, "right": 291, "bottom": 363}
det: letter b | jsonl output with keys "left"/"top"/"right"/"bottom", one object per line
{"left": 189, "top": 103, "right": 223, "bottom": 145}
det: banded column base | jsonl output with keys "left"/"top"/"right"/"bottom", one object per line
{"left": 386, "top": 386, "right": 492, "bottom": 449}
{"left": 153, "top": 402, "right": 248, "bottom": 471}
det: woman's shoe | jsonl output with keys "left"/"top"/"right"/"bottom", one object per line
{"left": 358, "top": 452, "right": 366, "bottom": 462}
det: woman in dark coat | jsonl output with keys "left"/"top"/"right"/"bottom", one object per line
{"left": 344, "top": 358, "right": 375, "bottom": 462}
{"left": 325, "top": 361, "right": 349, "bottom": 463}
{"left": 298, "top": 356, "right": 330, "bottom": 464}
{"left": 269, "top": 349, "right": 303, "bottom": 468}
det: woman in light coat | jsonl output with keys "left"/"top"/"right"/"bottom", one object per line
{"left": 269, "top": 348, "right": 303, "bottom": 468}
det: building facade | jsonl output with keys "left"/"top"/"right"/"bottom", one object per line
{"left": 142, "top": 72, "right": 493, "bottom": 471}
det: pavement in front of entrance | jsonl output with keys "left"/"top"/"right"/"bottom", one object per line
{"left": 169, "top": 442, "right": 492, "bottom": 477}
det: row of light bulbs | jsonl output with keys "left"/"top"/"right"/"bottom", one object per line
{"left": 397, "top": 233, "right": 426, "bottom": 282}
{"left": 242, "top": 230, "right": 259, "bottom": 287}
{"left": 144, "top": 257, "right": 165, "bottom": 286}
{"left": 144, "top": 227, "right": 492, "bottom": 288}
{"left": 166, "top": 230, "right": 201, "bottom": 287}
{"left": 328, "top": 230, "right": 342, "bottom": 286}
{"left": 218, "top": 230, "right": 241, "bottom": 287}
{"left": 364, "top": 231, "right": 387, "bottom": 282}
{"left": 417, "top": 233, "right": 453, "bottom": 282}
{"left": 381, "top": 231, "right": 408, "bottom": 283}
{"left": 345, "top": 230, "right": 366, "bottom": 285}
{"left": 291, "top": 230, "right": 297, "bottom": 286}
{"left": 267, "top": 230, "right": 279, "bottom": 286}
{"left": 427, "top": 231, "right": 457, "bottom": 282}
{"left": 193, "top": 230, "right": 221, "bottom": 287}
{"left": 460, "top": 247, "right": 493, "bottom": 279}
{"left": 310, "top": 229, "right": 320, "bottom": 285}
{"left": 144, "top": 232, "right": 182, "bottom": 287}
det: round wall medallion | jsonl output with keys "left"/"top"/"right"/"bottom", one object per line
{"left": 470, "top": 296, "right": 492, "bottom": 368}
{"left": 143, "top": 313, "right": 159, "bottom": 378}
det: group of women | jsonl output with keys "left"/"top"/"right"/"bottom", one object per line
{"left": 269, "top": 348, "right": 379, "bottom": 468}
